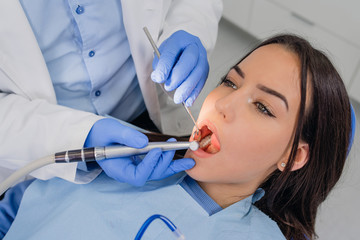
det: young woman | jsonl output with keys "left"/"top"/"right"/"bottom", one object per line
{"left": 1, "top": 34, "right": 353, "bottom": 240}
{"left": 186, "top": 34, "right": 353, "bottom": 239}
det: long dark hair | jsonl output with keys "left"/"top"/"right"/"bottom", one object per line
{"left": 232, "top": 34, "right": 352, "bottom": 239}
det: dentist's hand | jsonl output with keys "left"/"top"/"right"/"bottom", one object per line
{"left": 151, "top": 30, "right": 209, "bottom": 107}
{"left": 84, "top": 118, "right": 195, "bottom": 186}
{"left": 129, "top": 138, "right": 195, "bottom": 184}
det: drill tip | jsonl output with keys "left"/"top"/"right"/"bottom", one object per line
{"left": 189, "top": 141, "right": 199, "bottom": 151}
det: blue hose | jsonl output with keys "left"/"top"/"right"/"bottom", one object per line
{"left": 135, "top": 214, "right": 184, "bottom": 240}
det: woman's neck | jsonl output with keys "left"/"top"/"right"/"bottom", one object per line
{"left": 196, "top": 181, "right": 258, "bottom": 208}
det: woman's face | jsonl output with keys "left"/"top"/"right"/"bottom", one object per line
{"left": 186, "top": 44, "right": 302, "bottom": 190}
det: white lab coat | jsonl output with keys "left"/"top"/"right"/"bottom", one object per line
{"left": 0, "top": 0, "right": 222, "bottom": 183}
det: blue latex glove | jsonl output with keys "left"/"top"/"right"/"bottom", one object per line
{"left": 84, "top": 118, "right": 195, "bottom": 186}
{"left": 151, "top": 30, "right": 209, "bottom": 106}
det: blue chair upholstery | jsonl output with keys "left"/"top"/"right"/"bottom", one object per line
{"left": 349, "top": 104, "right": 356, "bottom": 155}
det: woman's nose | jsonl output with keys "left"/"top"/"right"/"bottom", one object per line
{"left": 215, "top": 93, "right": 237, "bottom": 122}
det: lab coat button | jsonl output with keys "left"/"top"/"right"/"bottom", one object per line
{"left": 89, "top": 51, "right": 95, "bottom": 57}
{"left": 95, "top": 90, "right": 101, "bottom": 97}
{"left": 76, "top": 5, "right": 84, "bottom": 14}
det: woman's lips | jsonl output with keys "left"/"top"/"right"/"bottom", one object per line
{"left": 190, "top": 119, "right": 221, "bottom": 156}
{"left": 192, "top": 147, "right": 214, "bottom": 158}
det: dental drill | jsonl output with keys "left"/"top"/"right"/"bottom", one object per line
{"left": 0, "top": 141, "right": 199, "bottom": 196}
{"left": 54, "top": 141, "right": 199, "bottom": 163}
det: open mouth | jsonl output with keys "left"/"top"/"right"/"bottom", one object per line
{"left": 194, "top": 124, "right": 220, "bottom": 154}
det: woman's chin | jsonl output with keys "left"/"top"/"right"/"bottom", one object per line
{"left": 185, "top": 166, "right": 197, "bottom": 177}
{"left": 184, "top": 149, "right": 192, "bottom": 158}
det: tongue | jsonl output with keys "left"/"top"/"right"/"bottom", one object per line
{"left": 206, "top": 141, "right": 220, "bottom": 154}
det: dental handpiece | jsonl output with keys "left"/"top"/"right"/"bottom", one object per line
{"left": 0, "top": 141, "right": 199, "bottom": 196}
{"left": 54, "top": 141, "right": 199, "bottom": 163}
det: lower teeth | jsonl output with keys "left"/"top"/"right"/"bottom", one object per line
{"left": 199, "top": 135, "right": 211, "bottom": 149}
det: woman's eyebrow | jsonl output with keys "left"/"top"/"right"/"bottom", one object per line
{"left": 232, "top": 65, "right": 245, "bottom": 78}
{"left": 232, "top": 65, "right": 288, "bottom": 111}
{"left": 257, "top": 84, "right": 289, "bottom": 111}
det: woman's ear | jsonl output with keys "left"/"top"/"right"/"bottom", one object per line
{"left": 277, "top": 141, "right": 309, "bottom": 171}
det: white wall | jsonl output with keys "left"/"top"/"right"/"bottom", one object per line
{"left": 201, "top": 18, "right": 360, "bottom": 240}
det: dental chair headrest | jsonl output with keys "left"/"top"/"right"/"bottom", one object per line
{"left": 348, "top": 103, "right": 356, "bottom": 155}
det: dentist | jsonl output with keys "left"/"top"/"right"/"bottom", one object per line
{"left": 0, "top": 0, "right": 222, "bottom": 185}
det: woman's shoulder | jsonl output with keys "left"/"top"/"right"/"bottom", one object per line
{"left": 247, "top": 205, "right": 286, "bottom": 239}
{"left": 210, "top": 190, "right": 286, "bottom": 240}
{"left": 216, "top": 205, "right": 285, "bottom": 240}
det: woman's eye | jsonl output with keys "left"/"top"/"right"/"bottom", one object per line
{"left": 255, "top": 102, "right": 275, "bottom": 118}
{"left": 221, "top": 79, "right": 238, "bottom": 90}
